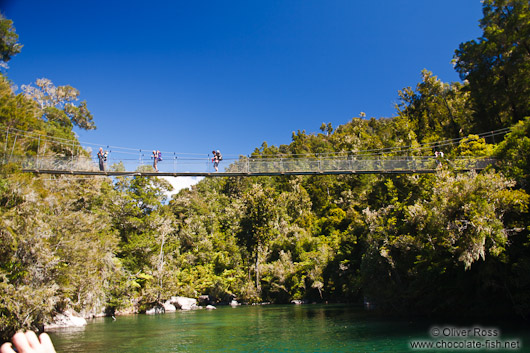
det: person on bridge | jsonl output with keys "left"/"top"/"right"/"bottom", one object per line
{"left": 434, "top": 150, "right": 444, "bottom": 167}
{"left": 152, "top": 150, "right": 161, "bottom": 172}
{"left": 97, "top": 147, "right": 107, "bottom": 171}
{"left": 212, "top": 150, "right": 222, "bottom": 172}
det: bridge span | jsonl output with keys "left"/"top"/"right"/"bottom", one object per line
{"left": 7, "top": 154, "right": 495, "bottom": 177}
{"left": 1, "top": 126, "right": 502, "bottom": 177}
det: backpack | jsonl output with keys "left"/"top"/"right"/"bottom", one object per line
{"left": 217, "top": 152, "right": 222, "bottom": 161}
{"left": 157, "top": 152, "right": 162, "bottom": 162}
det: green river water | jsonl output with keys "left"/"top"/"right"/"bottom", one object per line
{"left": 47, "top": 304, "right": 529, "bottom": 352}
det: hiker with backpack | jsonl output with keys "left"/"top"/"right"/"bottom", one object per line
{"left": 212, "top": 150, "right": 222, "bottom": 172}
{"left": 97, "top": 147, "right": 108, "bottom": 171}
{"left": 434, "top": 150, "right": 444, "bottom": 167}
{"left": 152, "top": 150, "right": 162, "bottom": 172}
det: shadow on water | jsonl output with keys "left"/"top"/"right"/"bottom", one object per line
{"left": 48, "top": 304, "right": 530, "bottom": 353}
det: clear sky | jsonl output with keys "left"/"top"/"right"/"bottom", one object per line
{"left": 2, "top": 0, "right": 483, "bottom": 161}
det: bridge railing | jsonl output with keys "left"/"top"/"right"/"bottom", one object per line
{"left": 6, "top": 154, "right": 98, "bottom": 172}
{"left": 3, "top": 153, "right": 495, "bottom": 175}
{"left": 234, "top": 157, "right": 494, "bottom": 174}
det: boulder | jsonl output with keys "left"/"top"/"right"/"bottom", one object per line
{"left": 44, "top": 310, "right": 87, "bottom": 330}
{"left": 170, "top": 296, "right": 198, "bottom": 311}
{"left": 163, "top": 300, "right": 177, "bottom": 312}
{"left": 291, "top": 299, "right": 307, "bottom": 305}
{"left": 205, "top": 305, "right": 216, "bottom": 310}
{"left": 145, "top": 305, "right": 165, "bottom": 315}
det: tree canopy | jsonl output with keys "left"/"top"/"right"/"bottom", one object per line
{"left": 454, "top": 0, "right": 530, "bottom": 131}
{"left": 0, "top": 15, "right": 22, "bottom": 67}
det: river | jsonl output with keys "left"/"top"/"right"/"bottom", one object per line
{"left": 47, "top": 304, "right": 529, "bottom": 352}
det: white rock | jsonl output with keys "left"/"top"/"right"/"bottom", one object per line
{"left": 291, "top": 300, "right": 307, "bottom": 305}
{"left": 146, "top": 306, "right": 165, "bottom": 315}
{"left": 170, "top": 296, "right": 198, "bottom": 311}
{"left": 205, "top": 305, "right": 216, "bottom": 310}
{"left": 163, "top": 300, "right": 177, "bottom": 312}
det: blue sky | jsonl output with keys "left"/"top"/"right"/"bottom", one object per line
{"left": 3, "top": 0, "right": 483, "bottom": 162}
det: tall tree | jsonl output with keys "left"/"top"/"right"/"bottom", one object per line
{"left": 454, "top": 0, "right": 530, "bottom": 131}
{"left": 0, "top": 74, "right": 41, "bottom": 133}
{"left": 0, "top": 15, "right": 22, "bottom": 68}
{"left": 21, "top": 78, "right": 95, "bottom": 130}
{"left": 396, "top": 70, "right": 474, "bottom": 142}
{"left": 238, "top": 184, "right": 279, "bottom": 297}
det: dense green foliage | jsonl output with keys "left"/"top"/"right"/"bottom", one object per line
{"left": 1, "top": 0, "right": 530, "bottom": 341}
{"left": 454, "top": 0, "right": 530, "bottom": 131}
{"left": 0, "top": 14, "right": 22, "bottom": 66}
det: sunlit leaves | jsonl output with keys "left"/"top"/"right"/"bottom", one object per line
{"left": 21, "top": 78, "right": 95, "bottom": 130}
{"left": 494, "top": 116, "right": 530, "bottom": 187}
{"left": 454, "top": 0, "right": 530, "bottom": 130}
{"left": 397, "top": 70, "right": 474, "bottom": 142}
{"left": 0, "top": 15, "right": 22, "bottom": 67}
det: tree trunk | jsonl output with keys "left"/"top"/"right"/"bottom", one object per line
{"left": 255, "top": 249, "right": 260, "bottom": 294}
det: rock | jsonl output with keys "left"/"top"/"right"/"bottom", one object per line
{"left": 291, "top": 300, "right": 307, "bottom": 305}
{"left": 163, "top": 300, "right": 177, "bottom": 312}
{"left": 230, "top": 300, "right": 239, "bottom": 307}
{"left": 170, "top": 296, "right": 198, "bottom": 311}
{"left": 44, "top": 310, "right": 87, "bottom": 330}
{"left": 92, "top": 311, "right": 107, "bottom": 318}
{"left": 146, "top": 305, "right": 165, "bottom": 315}
{"left": 205, "top": 305, "right": 216, "bottom": 310}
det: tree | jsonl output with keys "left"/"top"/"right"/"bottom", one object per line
{"left": 396, "top": 70, "right": 474, "bottom": 142}
{"left": 0, "top": 15, "right": 22, "bottom": 68}
{"left": 453, "top": 134, "right": 494, "bottom": 157}
{"left": 21, "top": 78, "right": 96, "bottom": 130}
{"left": 319, "top": 122, "right": 333, "bottom": 136}
{"left": 494, "top": 116, "right": 530, "bottom": 188}
{"left": 237, "top": 184, "right": 279, "bottom": 297}
{"left": 110, "top": 174, "right": 176, "bottom": 310}
{"left": 0, "top": 174, "right": 121, "bottom": 339}
{"left": 454, "top": 0, "right": 530, "bottom": 131}
{"left": 0, "top": 74, "right": 90, "bottom": 159}
{"left": 362, "top": 170, "right": 529, "bottom": 314}
{"left": 0, "top": 74, "right": 42, "bottom": 146}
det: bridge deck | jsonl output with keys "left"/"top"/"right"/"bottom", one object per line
{"left": 21, "top": 168, "right": 482, "bottom": 177}
{"left": 0, "top": 126, "right": 504, "bottom": 177}
{"left": 6, "top": 155, "right": 495, "bottom": 177}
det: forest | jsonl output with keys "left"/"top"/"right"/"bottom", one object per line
{"left": 1, "top": 0, "right": 529, "bottom": 341}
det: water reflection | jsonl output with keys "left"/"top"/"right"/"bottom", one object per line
{"left": 48, "top": 305, "right": 529, "bottom": 353}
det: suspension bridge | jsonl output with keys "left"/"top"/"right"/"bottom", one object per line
{"left": 1, "top": 127, "right": 502, "bottom": 177}
{"left": 5, "top": 154, "right": 496, "bottom": 177}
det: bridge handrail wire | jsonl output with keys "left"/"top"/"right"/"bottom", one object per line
{"left": 1, "top": 152, "right": 496, "bottom": 176}
{"left": 0, "top": 126, "right": 511, "bottom": 161}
